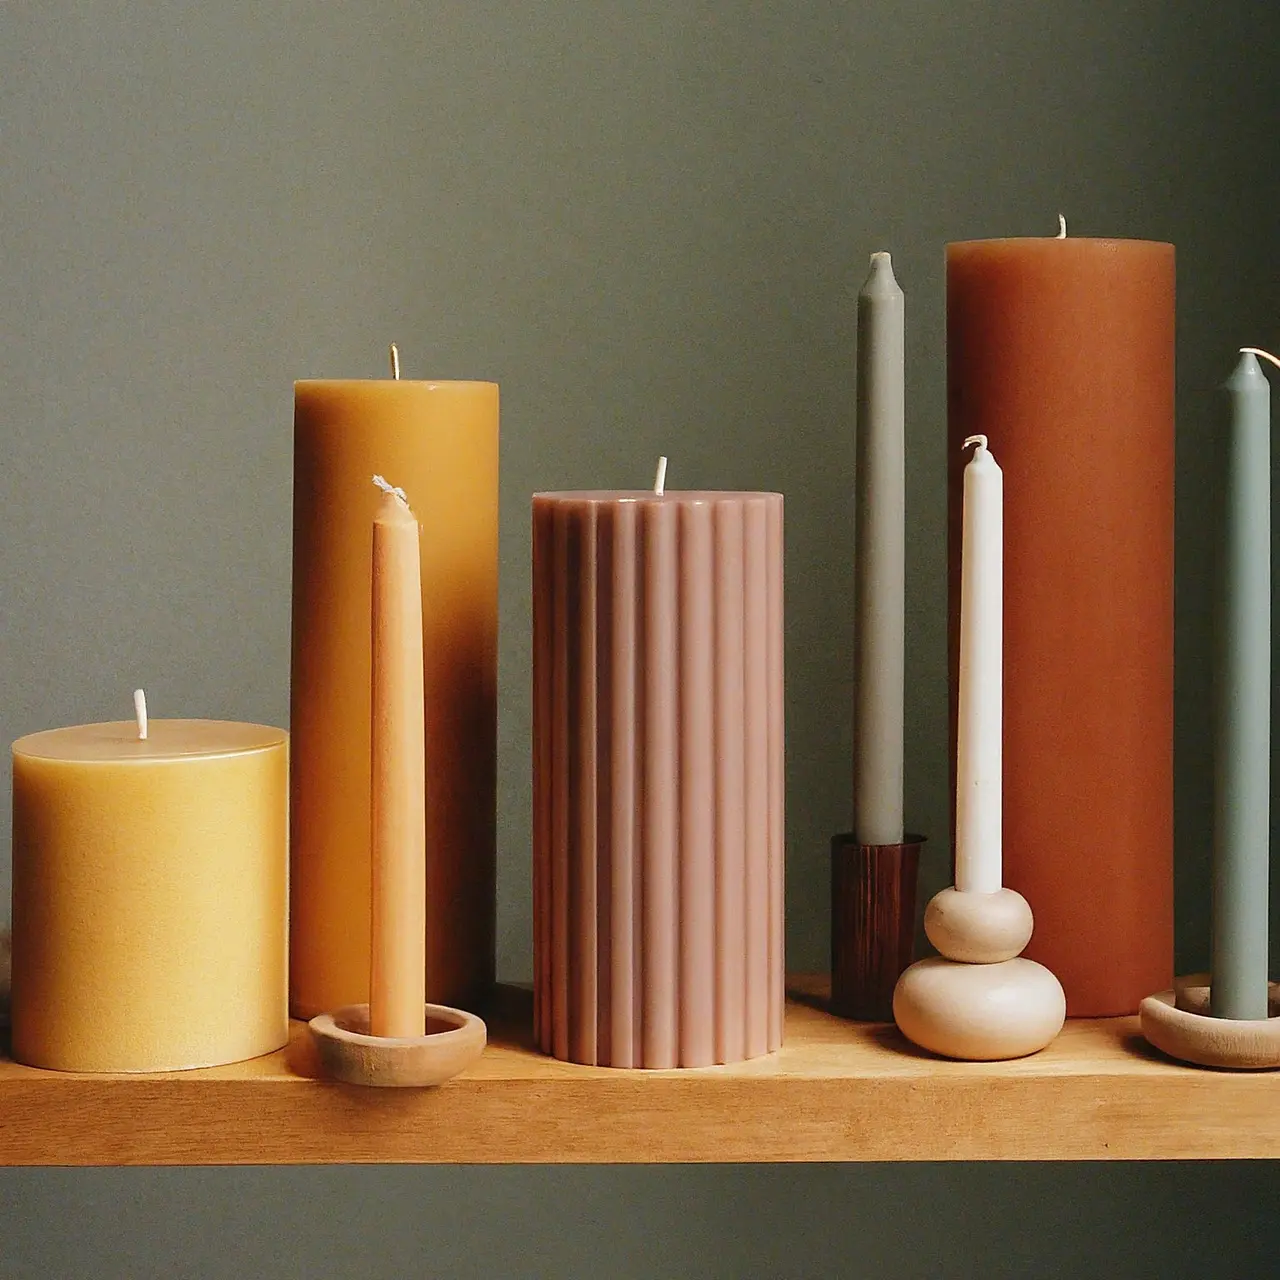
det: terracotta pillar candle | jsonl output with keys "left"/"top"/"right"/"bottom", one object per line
{"left": 11, "top": 705, "right": 288, "bottom": 1072}
{"left": 947, "top": 234, "right": 1174, "bottom": 1016}
{"left": 291, "top": 377, "right": 499, "bottom": 1019}
{"left": 532, "top": 485, "right": 784, "bottom": 1068}
{"left": 369, "top": 479, "right": 427, "bottom": 1038}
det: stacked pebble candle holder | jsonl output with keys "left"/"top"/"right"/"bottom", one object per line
{"left": 893, "top": 435, "right": 1064, "bottom": 1061}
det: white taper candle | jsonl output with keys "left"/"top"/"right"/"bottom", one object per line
{"left": 954, "top": 434, "right": 1003, "bottom": 894}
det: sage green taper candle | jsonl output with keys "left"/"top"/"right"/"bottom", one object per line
{"left": 1211, "top": 351, "right": 1270, "bottom": 1019}
{"left": 852, "top": 251, "right": 905, "bottom": 846}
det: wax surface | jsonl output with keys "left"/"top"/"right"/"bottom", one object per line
{"left": 290, "top": 379, "right": 498, "bottom": 1018}
{"left": 532, "top": 490, "right": 785, "bottom": 1068}
{"left": 16, "top": 718, "right": 282, "bottom": 760}
{"left": 947, "top": 237, "right": 1175, "bottom": 1017}
{"left": 954, "top": 440, "right": 1003, "bottom": 895}
{"left": 1211, "top": 355, "right": 1270, "bottom": 1019}
{"left": 853, "top": 252, "right": 906, "bottom": 846}
{"left": 370, "top": 490, "right": 427, "bottom": 1038}
{"left": 11, "top": 719, "right": 288, "bottom": 1072}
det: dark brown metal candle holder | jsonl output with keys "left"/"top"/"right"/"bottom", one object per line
{"left": 831, "top": 833, "right": 925, "bottom": 1021}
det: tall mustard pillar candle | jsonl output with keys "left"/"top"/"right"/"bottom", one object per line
{"left": 290, "top": 366, "right": 498, "bottom": 1019}
{"left": 532, "top": 465, "right": 784, "bottom": 1067}
{"left": 853, "top": 251, "right": 905, "bottom": 845}
{"left": 369, "top": 477, "right": 427, "bottom": 1039}
{"left": 10, "top": 697, "right": 288, "bottom": 1072}
{"left": 1211, "top": 351, "right": 1271, "bottom": 1020}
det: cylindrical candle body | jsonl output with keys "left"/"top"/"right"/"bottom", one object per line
{"left": 11, "top": 720, "right": 288, "bottom": 1072}
{"left": 853, "top": 252, "right": 906, "bottom": 846}
{"left": 532, "top": 491, "right": 785, "bottom": 1068}
{"left": 947, "top": 238, "right": 1174, "bottom": 1016}
{"left": 830, "top": 834, "right": 922, "bottom": 1020}
{"left": 370, "top": 490, "right": 427, "bottom": 1038}
{"left": 291, "top": 380, "right": 498, "bottom": 1019}
{"left": 1211, "top": 354, "right": 1270, "bottom": 1019}
{"left": 954, "top": 439, "right": 1003, "bottom": 894}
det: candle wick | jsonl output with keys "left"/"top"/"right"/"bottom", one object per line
{"left": 963, "top": 434, "right": 988, "bottom": 454}
{"left": 653, "top": 455, "right": 668, "bottom": 497}
{"left": 389, "top": 343, "right": 401, "bottom": 380}
{"left": 1056, "top": 214, "right": 1067, "bottom": 239}
{"left": 1241, "top": 347, "right": 1280, "bottom": 373}
{"left": 133, "top": 688, "right": 148, "bottom": 741}
{"left": 372, "top": 474, "right": 410, "bottom": 505}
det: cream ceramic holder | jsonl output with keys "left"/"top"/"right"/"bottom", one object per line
{"left": 309, "top": 1002, "right": 486, "bottom": 1087}
{"left": 893, "top": 884, "right": 1066, "bottom": 1060}
{"left": 1139, "top": 973, "right": 1280, "bottom": 1069}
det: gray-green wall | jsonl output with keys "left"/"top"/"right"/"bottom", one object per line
{"left": 2, "top": 3, "right": 1278, "bottom": 1276}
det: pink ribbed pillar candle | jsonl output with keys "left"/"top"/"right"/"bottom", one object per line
{"left": 532, "top": 489, "right": 784, "bottom": 1068}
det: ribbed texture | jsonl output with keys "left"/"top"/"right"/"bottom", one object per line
{"left": 830, "top": 835, "right": 922, "bottom": 1022}
{"left": 533, "top": 491, "right": 784, "bottom": 1068}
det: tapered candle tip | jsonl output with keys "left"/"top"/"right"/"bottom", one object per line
{"left": 133, "top": 689, "right": 148, "bottom": 741}
{"left": 861, "top": 250, "right": 900, "bottom": 296}
{"left": 1056, "top": 214, "right": 1067, "bottom": 239}
{"left": 389, "top": 343, "right": 401, "bottom": 380}
{"left": 653, "top": 456, "right": 668, "bottom": 497}
{"left": 1240, "top": 347, "right": 1280, "bottom": 374}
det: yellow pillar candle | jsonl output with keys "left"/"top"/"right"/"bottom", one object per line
{"left": 10, "top": 707, "right": 288, "bottom": 1073}
{"left": 290, "top": 374, "right": 499, "bottom": 1018}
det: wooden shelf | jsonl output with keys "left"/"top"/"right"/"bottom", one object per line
{"left": 0, "top": 977, "right": 1275, "bottom": 1165}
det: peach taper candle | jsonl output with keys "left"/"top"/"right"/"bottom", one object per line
{"left": 306, "top": 471, "right": 488, "bottom": 1087}
{"left": 369, "top": 475, "right": 427, "bottom": 1039}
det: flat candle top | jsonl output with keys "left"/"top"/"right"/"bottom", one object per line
{"left": 295, "top": 379, "right": 498, "bottom": 392}
{"left": 534, "top": 490, "right": 782, "bottom": 504}
{"left": 14, "top": 720, "right": 287, "bottom": 763}
{"left": 948, "top": 237, "right": 1174, "bottom": 261}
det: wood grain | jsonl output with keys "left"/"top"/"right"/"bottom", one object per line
{"left": 831, "top": 837, "right": 921, "bottom": 1021}
{"left": 0, "top": 977, "right": 1275, "bottom": 1166}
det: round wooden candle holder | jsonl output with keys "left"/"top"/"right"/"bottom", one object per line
{"left": 1139, "top": 973, "right": 1280, "bottom": 1069}
{"left": 830, "top": 834, "right": 924, "bottom": 1021}
{"left": 309, "top": 1003, "right": 486, "bottom": 1087}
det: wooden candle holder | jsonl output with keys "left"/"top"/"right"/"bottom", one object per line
{"left": 893, "top": 885, "right": 1065, "bottom": 1061}
{"left": 1139, "top": 973, "right": 1280, "bottom": 1069}
{"left": 830, "top": 834, "right": 923, "bottom": 1021}
{"left": 309, "top": 1003, "right": 486, "bottom": 1088}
